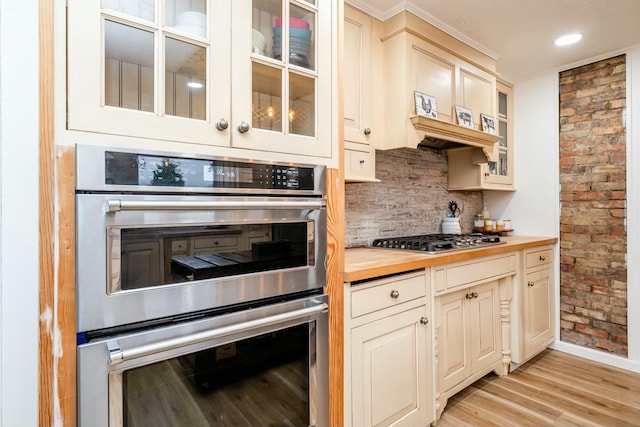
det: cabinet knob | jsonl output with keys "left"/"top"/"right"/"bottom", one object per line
{"left": 473, "top": 292, "right": 478, "bottom": 298}
{"left": 539, "top": 255, "right": 546, "bottom": 261}
{"left": 390, "top": 290, "right": 400, "bottom": 299}
{"left": 466, "top": 292, "right": 479, "bottom": 299}
{"left": 237, "top": 121, "right": 250, "bottom": 133}
{"left": 364, "top": 128, "right": 371, "bottom": 136}
{"left": 215, "top": 118, "right": 229, "bottom": 131}
{"left": 420, "top": 316, "right": 429, "bottom": 325}
{"left": 359, "top": 160, "right": 365, "bottom": 165}
{"left": 528, "top": 281, "right": 535, "bottom": 287}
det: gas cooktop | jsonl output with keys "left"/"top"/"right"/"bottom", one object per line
{"left": 371, "top": 233, "right": 505, "bottom": 254}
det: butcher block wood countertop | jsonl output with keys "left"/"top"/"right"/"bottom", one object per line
{"left": 344, "top": 236, "right": 557, "bottom": 283}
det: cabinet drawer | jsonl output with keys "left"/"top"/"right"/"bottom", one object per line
{"left": 351, "top": 272, "right": 426, "bottom": 318}
{"left": 434, "top": 254, "right": 516, "bottom": 293}
{"left": 193, "top": 236, "right": 238, "bottom": 250}
{"left": 171, "top": 239, "right": 188, "bottom": 254}
{"left": 345, "top": 149, "right": 375, "bottom": 179}
{"left": 525, "top": 248, "right": 553, "bottom": 269}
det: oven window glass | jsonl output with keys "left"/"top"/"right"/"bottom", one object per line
{"left": 113, "top": 222, "right": 309, "bottom": 291}
{"left": 121, "top": 323, "right": 311, "bottom": 426}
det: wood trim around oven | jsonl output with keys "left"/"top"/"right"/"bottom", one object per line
{"left": 327, "top": 2, "right": 346, "bottom": 425}
{"left": 39, "top": 0, "right": 77, "bottom": 423}
{"left": 38, "top": 0, "right": 76, "bottom": 426}
{"left": 326, "top": 168, "right": 345, "bottom": 427}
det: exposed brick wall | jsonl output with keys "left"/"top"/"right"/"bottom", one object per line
{"left": 558, "top": 55, "right": 627, "bottom": 355}
{"left": 345, "top": 148, "right": 482, "bottom": 247}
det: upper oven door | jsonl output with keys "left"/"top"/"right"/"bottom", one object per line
{"left": 76, "top": 193, "right": 327, "bottom": 332}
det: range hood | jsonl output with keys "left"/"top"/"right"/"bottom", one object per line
{"left": 410, "top": 115, "right": 500, "bottom": 162}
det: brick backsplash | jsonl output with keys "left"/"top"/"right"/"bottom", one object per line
{"left": 559, "top": 55, "right": 628, "bottom": 356}
{"left": 345, "top": 147, "right": 483, "bottom": 247}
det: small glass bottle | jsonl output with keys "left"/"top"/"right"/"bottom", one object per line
{"left": 482, "top": 204, "right": 490, "bottom": 219}
{"left": 473, "top": 214, "right": 485, "bottom": 233}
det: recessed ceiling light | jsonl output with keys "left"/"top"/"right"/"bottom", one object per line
{"left": 555, "top": 33, "right": 583, "bottom": 46}
{"left": 187, "top": 81, "right": 203, "bottom": 89}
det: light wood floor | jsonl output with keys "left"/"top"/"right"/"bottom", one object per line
{"left": 437, "top": 349, "right": 640, "bottom": 427}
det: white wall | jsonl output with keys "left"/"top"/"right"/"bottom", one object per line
{"left": 0, "top": 1, "right": 40, "bottom": 426}
{"left": 626, "top": 46, "right": 640, "bottom": 361}
{"left": 484, "top": 72, "right": 560, "bottom": 237}
{"left": 486, "top": 48, "right": 640, "bottom": 372}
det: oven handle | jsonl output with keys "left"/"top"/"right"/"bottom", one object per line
{"left": 107, "top": 302, "right": 328, "bottom": 365}
{"left": 106, "top": 199, "right": 326, "bottom": 212}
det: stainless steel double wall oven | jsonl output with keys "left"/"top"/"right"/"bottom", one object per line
{"left": 75, "top": 145, "right": 329, "bottom": 427}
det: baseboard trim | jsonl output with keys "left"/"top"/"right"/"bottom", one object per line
{"left": 550, "top": 341, "right": 640, "bottom": 373}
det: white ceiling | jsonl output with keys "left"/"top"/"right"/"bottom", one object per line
{"left": 346, "top": 0, "right": 640, "bottom": 81}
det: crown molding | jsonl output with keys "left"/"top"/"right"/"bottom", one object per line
{"left": 344, "top": 0, "right": 499, "bottom": 60}
{"left": 344, "top": 0, "right": 405, "bottom": 21}
{"left": 405, "top": 1, "right": 499, "bottom": 59}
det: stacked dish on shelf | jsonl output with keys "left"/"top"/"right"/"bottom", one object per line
{"left": 174, "top": 11, "right": 206, "bottom": 37}
{"left": 252, "top": 29, "right": 267, "bottom": 55}
{"left": 272, "top": 17, "right": 312, "bottom": 67}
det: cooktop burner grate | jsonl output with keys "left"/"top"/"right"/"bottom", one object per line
{"left": 371, "top": 233, "right": 504, "bottom": 253}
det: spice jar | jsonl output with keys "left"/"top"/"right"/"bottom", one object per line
{"left": 473, "top": 214, "right": 485, "bottom": 232}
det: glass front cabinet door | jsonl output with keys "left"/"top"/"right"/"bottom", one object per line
{"left": 67, "top": 0, "right": 333, "bottom": 158}
{"left": 484, "top": 79, "right": 514, "bottom": 188}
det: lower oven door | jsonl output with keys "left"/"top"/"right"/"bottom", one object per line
{"left": 77, "top": 294, "right": 329, "bottom": 427}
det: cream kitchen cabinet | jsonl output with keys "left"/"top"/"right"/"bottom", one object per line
{"left": 345, "top": 270, "right": 434, "bottom": 427}
{"left": 343, "top": 4, "right": 380, "bottom": 182}
{"left": 511, "top": 245, "right": 555, "bottom": 365}
{"left": 377, "top": 12, "right": 498, "bottom": 153}
{"left": 435, "top": 282, "right": 500, "bottom": 392}
{"left": 447, "top": 79, "right": 515, "bottom": 191}
{"left": 67, "top": 0, "right": 335, "bottom": 160}
{"left": 432, "top": 254, "right": 515, "bottom": 420}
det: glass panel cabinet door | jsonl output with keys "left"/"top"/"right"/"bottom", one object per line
{"left": 232, "top": 0, "right": 331, "bottom": 158}
{"left": 68, "top": 0, "right": 230, "bottom": 146}
{"left": 485, "top": 80, "right": 514, "bottom": 187}
{"left": 68, "top": 0, "right": 333, "bottom": 158}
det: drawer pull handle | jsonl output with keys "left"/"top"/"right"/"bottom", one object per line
{"left": 528, "top": 281, "right": 535, "bottom": 287}
{"left": 466, "top": 292, "right": 478, "bottom": 299}
{"left": 420, "top": 316, "right": 429, "bottom": 325}
{"left": 539, "top": 255, "right": 546, "bottom": 261}
{"left": 390, "top": 290, "right": 400, "bottom": 299}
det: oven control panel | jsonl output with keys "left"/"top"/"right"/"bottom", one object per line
{"left": 107, "top": 152, "right": 314, "bottom": 190}
{"left": 88, "top": 149, "right": 322, "bottom": 193}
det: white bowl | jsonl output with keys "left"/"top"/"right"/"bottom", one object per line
{"left": 176, "top": 11, "right": 206, "bottom": 29}
{"left": 174, "top": 24, "right": 206, "bottom": 38}
{"left": 252, "top": 29, "right": 266, "bottom": 51}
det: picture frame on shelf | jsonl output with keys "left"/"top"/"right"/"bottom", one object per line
{"left": 480, "top": 113, "right": 497, "bottom": 134}
{"left": 414, "top": 91, "right": 438, "bottom": 118}
{"left": 454, "top": 105, "right": 474, "bottom": 128}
